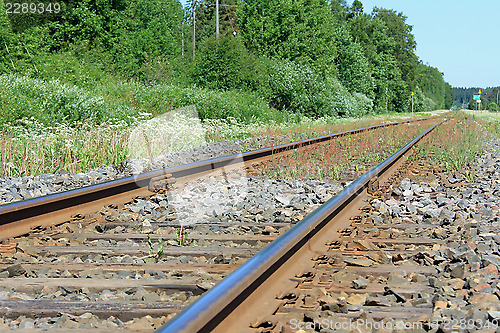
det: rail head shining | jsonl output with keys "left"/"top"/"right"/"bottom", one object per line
{"left": 159, "top": 119, "right": 445, "bottom": 333}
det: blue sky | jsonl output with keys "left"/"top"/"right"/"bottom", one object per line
{"left": 180, "top": 0, "right": 499, "bottom": 88}
{"left": 348, "top": 0, "right": 500, "bottom": 88}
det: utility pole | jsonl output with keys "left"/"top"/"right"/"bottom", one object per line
{"left": 192, "top": 0, "right": 196, "bottom": 59}
{"left": 385, "top": 86, "right": 388, "bottom": 114}
{"left": 216, "top": 0, "right": 219, "bottom": 39}
{"left": 411, "top": 91, "right": 414, "bottom": 115}
{"left": 181, "top": 22, "right": 184, "bottom": 57}
{"left": 497, "top": 90, "right": 499, "bottom": 112}
{"left": 479, "top": 89, "right": 482, "bottom": 112}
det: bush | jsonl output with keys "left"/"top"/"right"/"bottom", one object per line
{"left": 488, "top": 102, "right": 497, "bottom": 111}
{"left": 0, "top": 74, "right": 135, "bottom": 124}
{"left": 412, "top": 86, "right": 431, "bottom": 112}
{"left": 353, "top": 92, "right": 374, "bottom": 115}
{"left": 190, "top": 35, "right": 262, "bottom": 91}
{"left": 109, "top": 0, "right": 183, "bottom": 79}
{"left": 258, "top": 58, "right": 373, "bottom": 118}
{"left": 100, "top": 81, "right": 286, "bottom": 123}
{"left": 258, "top": 58, "right": 328, "bottom": 117}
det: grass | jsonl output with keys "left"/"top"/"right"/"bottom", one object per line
{"left": 256, "top": 111, "right": 484, "bottom": 182}
{"left": 0, "top": 109, "right": 434, "bottom": 178}
{"left": 146, "top": 233, "right": 167, "bottom": 263}
{"left": 0, "top": 74, "right": 288, "bottom": 126}
{"left": 1, "top": 119, "right": 131, "bottom": 176}
{"left": 418, "top": 112, "right": 483, "bottom": 172}
{"left": 0, "top": 73, "right": 442, "bottom": 178}
{"left": 0, "top": 75, "right": 136, "bottom": 125}
{"left": 462, "top": 109, "right": 500, "bottom": 139}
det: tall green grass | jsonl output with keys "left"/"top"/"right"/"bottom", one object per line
{"left": 0, "top": 74, "right": 136, "bottom": 124}
{"left": 422, "top": 113, "right": 483, "bottom": 172}
{"left": 97, "top": 81, "right": 287, "bottom": 122}
{"left": 0, "top": 74, "right": 287, "bottom": 126}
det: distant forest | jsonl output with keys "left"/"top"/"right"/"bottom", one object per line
{"left": 454, "top": 87, "right": 500, "bottom": 110}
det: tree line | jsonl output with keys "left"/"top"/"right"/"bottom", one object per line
{"left": 453, "top": 87, "right": 500, "bottom": 111}
{"left": 0, "top": 0, "right": 454, "bottom": 118}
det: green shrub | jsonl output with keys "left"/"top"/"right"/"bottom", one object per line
{"left": 412, "top": 86, "right": 432, "bottom": 113}
{"left": 353, "top": 92, "right": 374, "bottom": 115}
{"left": 488, "top": 102, "right": 497, "bottom": 111}
{"left": 258, "top": 58, "right": 373, "bottom": 118}
{"left": 109, "top": 0, "right": 183, "bottom": 79}
{"left": 99, "top": 81, "right": 285, "bottom": 122}
{"left": 190, "top": 35, "right": 262, "bottom": 91}
{"left": 258, "top": 59, "right": 327, "bottom": 117}
{"left": 0, "top": 74, "right": 136, "bottom": 124}
{"left": 259, "top": 59, "right": 325, "bottom": 116}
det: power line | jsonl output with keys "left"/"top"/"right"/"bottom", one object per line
{"left": 221, "top": 0, "right": 237, "bottom": 37}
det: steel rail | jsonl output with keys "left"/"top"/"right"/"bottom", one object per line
{"left": 0, "top": 116, "right": 432, "bottom": 240}
{"left": 159, "top": 119, "right": 446, "bottom": 333}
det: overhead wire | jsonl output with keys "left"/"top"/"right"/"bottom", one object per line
{"left": 221, "top": 0, "right": 237, "bottom": 37}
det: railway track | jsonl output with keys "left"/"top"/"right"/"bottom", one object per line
{"left": 159, "top": 119, "right": 451, "bottom": 332}
{"left": 0, "top": 116, "right": 433, "bottom": 240}
{"left": 0, "top": 115, "right": 450, "bottom": 330}
{"left": 160, "top": 112, "right": 500, "bottom": 333}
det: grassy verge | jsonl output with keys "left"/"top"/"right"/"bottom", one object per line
{"left": 1, "top": 120, "right": 131, "bottom": 176}
{"left": 415, "top": 112, "right": 483, "bottom": 174}
{"left": 0, "top": 113, "right": 433, "bottom": 178}
{"left": 462, "top": 110, "right": 500, "bottom": 139}
{"left": 0, "top": 74, "right": 441, "bottom": 178}
{"left": 0, "top": 74, "right": 286, "bottom": 126}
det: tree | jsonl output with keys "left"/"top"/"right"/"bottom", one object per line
{"left": 237, "top": 0, "right": 337, "bottom": 75}
{"left": 370, "top": 52, "right": 408, "bottom": 112}
{"left": 414, "top": 64, "right": 445, "bottom": 109}
{"left": 348, "top": 0, "right": 363, "bottom": 19}
{"left": 372, "top": 7, "right": 418, "bottom": 84}
{"left": 444, "top": 83, "right": 454, "bottom": 109}
{"left": 196, "top": 0, "right": 238, "bottom": 40}
{"left": 0, "top": 0, "right": 11, "bottom": 36}
{"left": 468, "top": 98, "right": 478, "bottom": 110}
{"left": 333, "top": 25, "right": 374, "bottom": 97}
{"left": 109, "top": 0, "right": 183, "bottom": 78}
{"left": 190, "top": 34, "right": 260, "bottom": 91}
{"left": 330, "top": 0, "right": 348, "bottom": 21}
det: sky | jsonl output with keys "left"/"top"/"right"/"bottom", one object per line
{"left": 347, "top": 0, "right": 500, "bottom": 88}
{"left": 180, "top": 0, "right": 500, "bottom": 88}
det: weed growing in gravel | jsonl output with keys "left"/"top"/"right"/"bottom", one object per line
{"left": 463, "top": 170, "right": 476, "bottom": 182}
{"left": 175, "top": 226, "right": 192, "bottom": 246}
{"left": 146, "top": 233, "right": 167, "bottom": 263}
{"left": 406, "top": 144, "right": 423, "bottom": 162}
